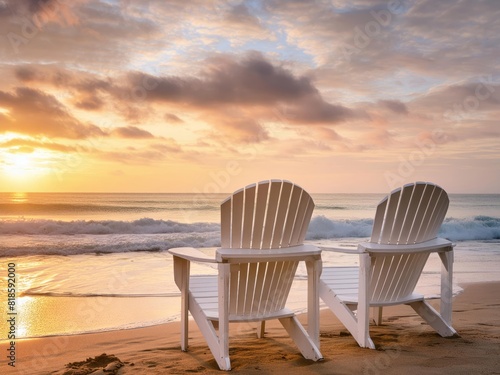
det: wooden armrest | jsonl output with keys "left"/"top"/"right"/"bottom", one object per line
{"left": 168, "top": 247, "right": 217, "bottom": 263}
{"left": 359, "top": 237, "right": 453, "bottom": 253}
{"left": 216, "top": 244, "right": 321, "bottom": 263}
{"left": 320, "top": 244, "right": 361, "bottom": 254}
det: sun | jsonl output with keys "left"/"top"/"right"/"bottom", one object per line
{"left": 1, "top": 150, "right": 51, "bottom": 178}
{"left": 2, "top": 153, "right": 35, "bottom": 177}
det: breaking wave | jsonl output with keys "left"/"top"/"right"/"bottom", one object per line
{"left": 0, "top": 216, "right": 498, "bottom": 257}
{"left": 0, "top": 217, "right": 220, "bottom": 235}
{"left": 306, "top": 215, "right": 500, "bottom": 241}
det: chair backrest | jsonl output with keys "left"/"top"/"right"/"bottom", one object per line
{"left": 219, "top": 180, "right": 315, "bottom": 317}
{"left": 368, "top": 182, "right": 449, "bottom": 303}
{"left": 221, "top": 180, "right": 315, "bottom": 249}
{"left": 371, "top": 182, "right": 449, "bottom": 245}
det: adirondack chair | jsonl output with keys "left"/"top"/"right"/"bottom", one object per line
{"left": 319, "top": 182, "right": 458, "bottom": 349}
{"left": 168, "top": 180, "right": 323, "bottom": 370}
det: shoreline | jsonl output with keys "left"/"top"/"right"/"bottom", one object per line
{"left": 3, "top": 240, "right": 499, "bottom": 343}
{"left": 2, "top": 281, "right": 500, "bottom": 374}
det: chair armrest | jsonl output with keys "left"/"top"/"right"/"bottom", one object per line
{"left": 168, "top": 247, "right": 218, "bottom": 263}
{"left": 216, "top": 244, "right": 321, "bottom": 263}
{"left": 320, "top": 243, "right": 361, "bottom": 254}
{"left": 359, "top": 237, "right": 454, "bottom": 254}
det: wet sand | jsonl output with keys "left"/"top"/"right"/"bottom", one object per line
{"left": 2, "top": 281, "right": 499, "bottom": 374}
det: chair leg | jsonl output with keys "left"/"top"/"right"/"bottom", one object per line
{"left": 188, "top": 296, "right": 231, "bottom": 370}
{"left": 357, "top": 254, "right": 375, "bottom": 348}
{"left": 257, "top": 321, "right": 265, "bottom": 338}
{"left": 371, "top": 307, "right": 383, "bottom": 325}
{"left": 439, "top": 251, "right": 454, "bottom": 324}
{"left": 279, "top": 316, "right": 323, "bottom": 361}
{"left": 173, "top": 256, "right": 190, "bottom": 351}
{"left": 319, "top": 281, "right": 376, "bottom": 349}
{"left": 408, "top": 300, "right": 458, "bottom": 337}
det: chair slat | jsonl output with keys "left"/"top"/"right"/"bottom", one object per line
{"left": 252, "top": 181, "right": 270, "bottom": 249}
{"left": 260, "top": 261, "right": 277, "bottom": 314}
{"left": 252, "top": 262, "right": 269, "bottom": 315}
{"left": 399, "top": 183, "right": 425, "bottom": 244}
{"left": 276, "top": 260, "right": 298, "bottom": 308}
{"left": 261, "top": 181, "right": 282, "bottom": 249}
{"left": 419, "top": 186, "right": 448, "bottom": 242}
{"left": 234, "top": 264, "right": 247, "bottom": 314}
{"left": 272, "top": 181, "right": 293, "bottom": 248}
{"left": 298, "top": 196, "right": 315, "bottom": 244}
{"left": 391, "top": 184, "right": 414, "bottom": 243}
{"left": 221, "top": 197, "right": 231, "bottom": 248}
{"left": 268, "top": 261, "right": 286, "bottom": 312}
{"left": 282, "top": 184, "right": 302, "bottom": 247}
{"left": 379, "top": 188, "right": 401, "bottom": 244}
{"left": 371, "top": 197, "right": 388, "bottom": 243}
{"left": 231, "top": 189, "right": 244, "bottom": 248}
{"left": 290, "top": 190, "right": 312, "bottom": 246}
{"left": 377, "top": 254, "right": 403, "bottom": 302}
{"left": 429, "top": 193, "right": 449, "bottom": 238}
{"left": 386, "top": 254, "right": 410, "bottom": 301}
{"left": 243, "top": 263, "right": 258, "bottom": 315}
{"left": 242, "top": 184, "right": 256, "bottom": 248}
{"left": 407, "top": 183, "right": 433, "bottom": 243}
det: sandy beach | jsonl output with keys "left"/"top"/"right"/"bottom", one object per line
{"left": 2, "top": 281, "right": 499, "bottom": 375}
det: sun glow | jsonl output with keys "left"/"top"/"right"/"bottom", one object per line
{"left": 1, "top": 150, "right": 53, "bottom": 178}
{"left": 3, "top": 153, "right": 37, "bottom": 176}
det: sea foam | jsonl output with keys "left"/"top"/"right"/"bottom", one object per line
{"left": 0, "top": 216, "right": 499, "bottom": 257}
{"left": 0, "top": 216, "right": 499, "bottom": 240}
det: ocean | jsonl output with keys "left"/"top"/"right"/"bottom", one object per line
{"left": 1, "top": 192, "right": 499, "bottom": 340}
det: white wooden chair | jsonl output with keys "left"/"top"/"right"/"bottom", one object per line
{"left": 320, "top": 182, "right": 458, "bottom": 349}
{"left": 168, "top": 180, "right": 323, "bottom": 370}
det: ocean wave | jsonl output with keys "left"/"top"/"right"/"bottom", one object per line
{"left": 314, "top": 205, "right": 347, "bottom": 210}
{"left": 305, "top": 215, "right": 500, "bottom": 242}
{"left": 1, "top": 216, "right": 499, "bottom": 240}
{"left": 306, "top": 216, "right": 373, "bottom": 239}
{"left": 440, "top": 216, "right": 500, "bottom": 241}
{"left": 1, "top": 216, "right": 499, "bottom": 257}
{"left": 0, "top": 232, "right": 222, "bottom": 257}
{"left": 0, "top": 217, "right": 220, "bottom": 235}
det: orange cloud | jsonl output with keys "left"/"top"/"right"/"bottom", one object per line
{"left": 0, "top": 87, "right": 106, "bottom": 139}
{"left": 111, "top": 126, "right": 154, "bottom": 139}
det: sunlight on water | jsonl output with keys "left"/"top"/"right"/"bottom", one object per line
{"left": 0, "top": 193, "right": 498, "bottom": 339}
{"left": 10, "top": 192, "right": 28, "bottom": 203}
{"left": 1, "top": 240, "right": 499, "bottom": 339}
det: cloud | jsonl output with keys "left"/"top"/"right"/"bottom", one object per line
{"left": 7, "top": 53, "right": 362, "bottom": 146}
{"left": 164, "top": 113, "right": 183, "bottom": 124}
{"left": 1, "top": 0, "right": 80, "bottom": 26}
{"left": 225, "top": 3, "right": 264, "bottom": 30}
{"left": 285, "top": 96, "right": 358, "bottom": 124}
{"left": 378, "top": 100, "right": 409, "bottom": 114}
{"left": 213, "top": 117, "right": 269, "bottom": 144}
{"left": 218, "top": 2, "right": 270, "bottom": 43}
{"left": 0, "top": 87, "right": 106, "bottom": 139}
{"left": 150, "top": 141, "right": 183, "bottom": 154}
{"left": 126, "top": 53, "right": 359, "bottom": 128}
{"left": 0, "top": 137, "right": 79, "bottom": 153}
{"left": 1, "top": 0, "right": 162, "bottom": 67}
{"left": 409, "top": 80, "right": 500, "bottom": 118}
{"left": 100, "top": 138, "right": 183, "bottom": 164}
{"left": 129, "top": 53, "right": 318, "bottom": 105}
{"left": 111, "top": 126, "right": 155, "bottom": 139}
{"left": 2, "top": 2, "right": 499, "bottom": 152}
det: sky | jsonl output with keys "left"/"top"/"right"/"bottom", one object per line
{"left": 0, "top": 0, "right": 499, "bottom": 194}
